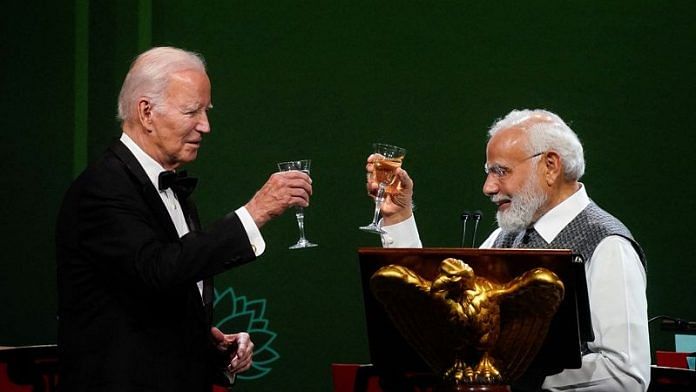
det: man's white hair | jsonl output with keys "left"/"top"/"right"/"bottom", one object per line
{"left": 488, "top": 109, "right": 585, "bottom": 181}
{"left": 117, "top": 46, "right": 206, "bottom": 123}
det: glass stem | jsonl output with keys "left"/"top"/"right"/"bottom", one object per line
{"left": 370, "top": 183, "right": 386, "bottom": 227}
{"left": 295, "top": 207, "right": 307, "bottom": 242}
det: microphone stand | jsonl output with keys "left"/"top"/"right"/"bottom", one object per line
{"left": 471, "top": 210, "right": 482, "bottom": 247}
{"left": 460, "top": 211, "right": 470, "bottom": 248}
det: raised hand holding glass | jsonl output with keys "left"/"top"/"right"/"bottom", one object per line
{"left": 359, "top": 143, "right": 407, "bottom": 234}
{"left": 277, "top": 159, "right": 318, "bottom": 249}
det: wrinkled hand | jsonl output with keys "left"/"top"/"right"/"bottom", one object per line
{"left": 365, "top": 153, "right": 414, "bottom": 225}
{"left": 211, "top": 327, "right": 254, "bottom": 375}
{"left": 245, "top": 171, "right": 313, "bottom": 228}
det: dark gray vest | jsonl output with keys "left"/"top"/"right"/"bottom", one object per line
{"left": 492, "top": 201, "right": 646, "bottom": 267}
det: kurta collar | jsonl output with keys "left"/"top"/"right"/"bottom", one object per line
{"left": 533, "top": 183, "right": 590, "bottom": 243}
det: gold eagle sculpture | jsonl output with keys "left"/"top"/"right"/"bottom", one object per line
{"left": 370, "top": 258, "right": 565, "bottom": 386}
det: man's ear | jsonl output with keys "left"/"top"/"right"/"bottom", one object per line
{"left": 137, "top": 99, "right": 154, "bottom": 132}
{"left": 543, "top": 151, "right": 562, "bottom": 186}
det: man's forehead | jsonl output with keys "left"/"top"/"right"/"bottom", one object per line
{"left": 164, "top": 69, "right": 211, "bottom": 101}
{"left": 167, "top": 70, "right": 208, "bottom": 89}
{"left": 486, "top": 127, "right": 529, "bottom": 161}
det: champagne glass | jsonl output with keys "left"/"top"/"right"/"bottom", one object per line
{"left": 277, "top": 159, "right": 318, "bottom": 249}
{"left": 359, "top": 143, "right": 407, "bottom": 234}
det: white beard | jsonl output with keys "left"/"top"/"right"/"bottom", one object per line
{"left": 493, "top": 176, "right": 548, "bottom": 232}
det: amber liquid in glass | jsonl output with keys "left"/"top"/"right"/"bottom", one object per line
{"left": 374, "top": 158, "right": 403, "bottom": 192}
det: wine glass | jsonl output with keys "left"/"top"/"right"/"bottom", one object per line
{"left": 277, "top": 159, "right": 318, "bottom": 249}
{"left": 359, "top": 143, "right": 407, "bottom": 234}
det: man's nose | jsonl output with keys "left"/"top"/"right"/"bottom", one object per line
{"left": 482, "top": 174, "right": 499, "bottom": 196}
{"left": 197, "top": 111, "right": 211, "bottom": 133}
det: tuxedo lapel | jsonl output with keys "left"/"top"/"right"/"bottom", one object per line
{"left": 181, "top": 197, "right": 201, "bottom": 232}
{"left": 182, "top": 198, "right": 215, "bottom": 323}
{"left": 108, "top": 141, "right": 180, "bottom": 240}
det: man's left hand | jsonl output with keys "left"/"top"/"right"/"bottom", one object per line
{"left": 211, "top": 327, "right": 254, "bottom": 374}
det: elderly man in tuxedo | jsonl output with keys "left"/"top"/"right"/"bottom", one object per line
{"left": 365, "top": 109, "right": 650, "bottom": 391}
{"left": 56, "top": 47, "right": 312, "bottom": 391}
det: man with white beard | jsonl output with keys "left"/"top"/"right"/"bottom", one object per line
{"left": 365, "top": 109, "right": 650, "bottom": 392}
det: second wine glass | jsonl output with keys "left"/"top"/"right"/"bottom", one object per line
{"left": 277, "top": 159, "right": 318, "bottom": 249}
{"left": 359, "top": 143, "right": 407, "bottom": 234}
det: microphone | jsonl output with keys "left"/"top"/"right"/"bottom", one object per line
{"left": 649, "top": 315, "right": 696, "bottom": 332}
{"left": 460, "top": 211, "right": 471, "bottom": 247}
{"left": 471, "top": 210, "right": 483, "bottom": 247}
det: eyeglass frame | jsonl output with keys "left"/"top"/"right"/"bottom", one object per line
{"left": 484, "top": 151, "right": 546, "bottom": 179}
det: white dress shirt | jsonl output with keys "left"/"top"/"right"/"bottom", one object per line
{"left": 382, "top": 185, "right": 650, "bottom": 391}
{"left": 120, "top": 134, "right": 266, "bottom": 296}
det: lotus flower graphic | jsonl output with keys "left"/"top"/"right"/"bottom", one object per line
{"left": 213, "top": 287, "right": 279, "bottom": 380}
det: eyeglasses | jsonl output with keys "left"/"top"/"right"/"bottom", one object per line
{"left": 484, "top": 152, "right": 545, "bottom": 179}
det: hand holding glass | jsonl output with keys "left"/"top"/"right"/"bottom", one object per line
{"left": 277, "top": 159, "right": 318, "bottom": 249}
{"left": 359, "top": 143, "right": 407, "bottom": 234}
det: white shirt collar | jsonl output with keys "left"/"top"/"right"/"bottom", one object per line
{"left": 533, "top": 183, "right": 590, "bottom": 243}
{"left": 120, "top": 133, "right": 168, "bottom": 190}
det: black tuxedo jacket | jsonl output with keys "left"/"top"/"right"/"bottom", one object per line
{"left": 56, "top": 140, "right": 256, "bottom": 392}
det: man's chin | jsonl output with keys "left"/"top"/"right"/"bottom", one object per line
{"left": 177, "top": 151, "right": 199, "bottom": 165}
{"left": 496, "top": 211, "right": 529, "bottom": 232}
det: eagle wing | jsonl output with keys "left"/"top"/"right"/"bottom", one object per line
{"left": 490, "top": 268, "right": 565, "bottom": 382}
{"left": 370, "top": 264, "right": 467, "bottom": 374}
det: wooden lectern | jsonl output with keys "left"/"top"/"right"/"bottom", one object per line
{"left": 357, "top": 247, "right": 593, "bottom": 391}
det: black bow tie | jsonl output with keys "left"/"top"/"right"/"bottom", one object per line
{"left": 158, "top": 170, "right": 198, "bottom": 199}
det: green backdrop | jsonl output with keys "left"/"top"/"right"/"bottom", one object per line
{"left": 2, "top": 1, "right": 695, "bottom": 390}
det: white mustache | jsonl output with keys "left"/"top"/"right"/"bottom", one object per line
{"left": 491, "top": 195, "right": 511, "bottom": 204}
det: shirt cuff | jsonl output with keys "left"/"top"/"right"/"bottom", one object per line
{"left": 235, "top": 206, "right": 265, "bottom": 256}
{"left": 381, "top": 215, "right": 423, "bottom": 248}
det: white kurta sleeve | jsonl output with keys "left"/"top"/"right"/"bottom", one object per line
{"left": 542, "top": 236, "right": 650, "bottom": 391}
{"left": 380, "top": 215, "right": 423, "bottom": 248}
